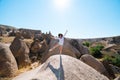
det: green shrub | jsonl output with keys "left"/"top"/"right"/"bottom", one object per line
{"left": 90, "top": 47, "right": 102, "bottom": 58}
{"left": 103, "top": 55, "right": 112, "bottom": 62}
{"left": 103, "top": 54, "right": 120, "bottom": 67}
{"left": 0, "top": 38, "right": 3, "bottom": 42}
{"left": 95, "top": 45, "right": 104, "bottom": 50}
{"left": 83, "top": 41, "right": 90, "bottom": 47}
{"left": 112, "top": 54, "right": 120, "bottom": 67}
{"left": 90, "top": 45, "right": 104, "bottom": 58}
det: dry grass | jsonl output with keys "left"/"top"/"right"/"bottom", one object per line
{"left": 15, "top": 62, "right": 40, "bottom": 77}
{"left": 0, "top": 67, "right": 31, "bottom": 80}
{"left": 0, "top": 77, "right": 13, "bottom": 80}
{"left": 0, "top": 36, "right": 33, "bottom": 44}
{"left": 15, "top": 66, "right": 32, "bottom": 76}
{"left": 0, "top": 37, "right": 34, "bottom": 80}
{"left": 0, "top": 37, "right": 15, "bottom": 43}
{"left": 24, "top": 38, "right": 33, "bottom": 43}
{"left": 0, "top": 62, "right": 40, "bottom": 80}
{"left": 0, "top": 67, "right": 30, "bottom": 80}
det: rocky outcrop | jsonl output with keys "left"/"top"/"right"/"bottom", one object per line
{"left": 0, "top": 24, "right": 16, "bottom": 36}
{"left": 102, "top": 60, "right": 116, "bottom": 79}
{"left": 9, "top": 29, "right": 16, "bottom": 36}
{"left": 109, "top": 64, "right": 120, "bottom": 75}
{"left": 70, "top": 39, "right": 89, "bottom": 57}
{"left": 80, "top": 54, "right": 109, "bottom": 78}
{"left": 13, "top": 55, "right": 109, "bottom": 80}
{"left": 0, "top": 43, "right": 18, "bottom": 77}
{"left": 30, "top": 33, "right": 51, "bottom": 62}
{"left": 19, "top": 28, "right": 41, "bottom": 39}
{"left": 34, "top": 32, "right": 52, "bottom": 45}
{"left": 0, "top": 27, "right": 4, "bottom": 36}
{"left": 111, "top": 36, "right": 120, "bottom": 44}
{"left": 114, "top": 76, "right": 120, "bottom": 80}
{"left": 10, "top": 32, "right": 31, "bottom": 68}
{"left": 30, "top": 39, "right": 48, "bottom": 62}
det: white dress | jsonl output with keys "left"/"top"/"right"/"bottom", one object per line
{"left": 55, "top": 37, "right": 64, "bottom": 46}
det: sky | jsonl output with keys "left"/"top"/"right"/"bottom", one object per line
{"left": 0, "top": 0, "right": 120, "bottom": 39}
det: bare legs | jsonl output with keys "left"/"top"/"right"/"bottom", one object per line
{"left": 49, "top": 44, "right": 63, "bottom": 54}
{"left": 49, "top": 44, "right": 59, "bottom": 51}
{"left": 59, "top": 45, "right": 63, "bottom": 54}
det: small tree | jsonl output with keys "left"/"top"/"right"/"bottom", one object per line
{"left": 103, "top": 55, "right": 112, "bottom": 62}
{"left": 83, "top": 41, "right": 90, "bottom": 47}
{"left": 103, "top": 54, "right": 120, "bottom": 67}
{"left": 0, "top": 37, "right": 3, "bottom": 42}
{"left": 90, "top": 45, "right": 104, "bottom": 58}
{"left": 112, "top": 54, "right": 120, "bottom": 67}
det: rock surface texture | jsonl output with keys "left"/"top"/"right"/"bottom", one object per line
{"left": 0, "top": 43, "right": 18, "bottom": 77}
{"left": 10, "top": 33, "right": 31, "bottom": 68}
{"left": 13, "top": 55, "right": 109, "bottom": 80}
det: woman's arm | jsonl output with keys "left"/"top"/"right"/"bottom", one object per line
{"left": 63, "top": 30, "right": 68, "bottom": 37}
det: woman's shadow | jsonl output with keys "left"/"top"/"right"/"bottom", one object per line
{"left": 48, "top": 55, "right": 64, "bottom": 80}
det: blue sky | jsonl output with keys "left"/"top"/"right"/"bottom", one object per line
{"left": 0, "top": 0, "right": 120, "bottom": 38}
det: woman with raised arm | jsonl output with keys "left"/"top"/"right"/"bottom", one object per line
{"left": 49, "top": 30, "right": 68, "bottom": 54}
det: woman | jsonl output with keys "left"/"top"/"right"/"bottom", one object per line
{"left": 49, "top": 33, "right": 64, "bottom": 54}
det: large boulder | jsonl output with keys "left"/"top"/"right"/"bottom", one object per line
{"left": 0, "top": 43, "right": 18, "bottom": 77}
{"left": 19, "top": 28, "right": 41, "bottom": 39}
{"left": 10, "top": 32, "right": 31, "bottom": 68}
{"left": 70, "top": 39, "right": 89, "bottom": 57}
{"left": 30, "top": 39, "right": 48, "bottom": 62}
{"left": 8, "top": 29, "right": 16, "bottom": 36}
{"left": 111, "top": 36, "right": 120, "bottom": 44}
{"left": 102, "top": 60, "right": 116, "bottom": 79}
{"left": 30, "top": 39, "right": 48, "bottom": 54}
{"left": 13, "top": 55, "right": 109, "bottom": 80}
{"left": 109, "top": 64, "right": 120, "bottom": 75}
{"left": 80, "top": 54, "right": 109, "bottom": 78}
{"left": 30, "top": 33, "right": 51, "bottom": 62}
{"left": 114, "top": 76, "right": 120, "bottom": 80}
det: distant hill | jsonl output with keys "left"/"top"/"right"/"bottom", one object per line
{"left": 0, "top": 24, "right": 17, "bottom": 36}
{"left": 0, "top": 24, "right": 16, "bottom": 32}
{"left": 0, "top": 24, "right": 120, "bottom": 42}
{"left": 0, "top": 24, "right": 16, "bottom": 30}
{"left": 0, "top": 24, "right": 42, "bottom": 38}
{"left": 77, "top": 35, "right": 120, "bottom": 45}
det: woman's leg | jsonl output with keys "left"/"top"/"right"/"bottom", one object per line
{"left": 49, "top": 44, "right": 59, "bottom": 52}
{"left": 59, "top": 45, "right": 63, "bottom": 54}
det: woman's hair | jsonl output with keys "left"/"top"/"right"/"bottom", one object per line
{"left": 58, "top": 33, "right": 63, "bottom": 37}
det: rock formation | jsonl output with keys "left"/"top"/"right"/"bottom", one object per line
{"left": 0, "top": 43, "right": 18, "bottom": 77}
{"left": 10, "top": 32, "right": 31, "bottom": 68}
{"left": 19, "top": 28, "right": 41, "bottom": 39}
{"left": 13, "top": 55, "right": 109, "bottom": 80}
{"left": 80, "top": 54, "right": 109, "bottom": 78}
{"left": 30, "top": 39, "right": 48, "bottom": 62}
